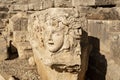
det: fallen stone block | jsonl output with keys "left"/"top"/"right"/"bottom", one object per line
{"left": 13, "top": 31, "right": 28, "bottom": 42}
{"left": 8, "top": 12, "right": 28, "bottom": 31}
{"left": 16, "top": 42, "right": 33, "bottom": 59}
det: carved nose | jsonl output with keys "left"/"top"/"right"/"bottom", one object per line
{"left": 48, "top": 32, "right": 52, "bottom": 41}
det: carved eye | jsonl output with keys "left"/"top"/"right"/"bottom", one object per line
{"left": 55, "top": 33, "right": 60, "bottom": 36}
{"left": 53, "top": 31, "right": 61, "bottom": 36}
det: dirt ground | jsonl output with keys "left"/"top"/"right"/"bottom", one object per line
{"left": 0, "top": 58, "right": 40, "bottom": 80}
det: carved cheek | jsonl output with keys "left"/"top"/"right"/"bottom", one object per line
{"left": 52, "top": 33, "right": 64, "bottom": 49}
{"left": 52, "top": 33, "right": 64, "bottom": 44}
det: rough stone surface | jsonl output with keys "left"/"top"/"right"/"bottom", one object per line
{"left": 28, "top": 57, "right": 35, "bottom": 66}
{"left": 12, "top": 31, "right": 33, "bottom": 59}
{"left": 16, "top": 42, "right": 33, "bottom": 59}
{"left": 87, "top": 20, "right": 120, "bottom": 80}
{"left": 88, "top": 20, "right": 120, "bottom": 53}
{"left": 110, "top": 33, "right": 120, "bottom": 65}
{"left": 6, "top": 13, "right": 33, "bottom": 60}
{"left": 88, "top": 20, "right": 110, "bottom": 53}
{"left": 13, "top": 31, "right": 28, "bottom": 42}
{"left": 78, "top": 7, "right": 120, "bottom": 20}
{"left": 0, "top": 74, "right": 5, "bottom": 80}
{"left": 0, "top": 36, "right": 8, "bottom": 61}
{"left": 72, "top": 0, "right": 114, "bottom": 6}
{"left": 8, "top": 12, "right": 28, "bottom": 32}
{"left": 0, "top": 59, "right": 40, "bottom": 80}
{"left": 10, "top": 0, "right": 53, "bottom": 11}
{"left": 54, "top": 0, "right": 72, "bottom": 7}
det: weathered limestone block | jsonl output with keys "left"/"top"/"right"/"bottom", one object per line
{"left": 88, "top": 20, "right": 120, "bottom": 80}
{"left": 88, "top": 20, "right": 110, "bottom": 53}
{"left": 106, "top": 59, "right": 120, "bottom": 80}
{"left": 13, "top": 31, "right": 33, "bottom": 59}
{"left": 28, "top": 8, "right": 89, "bottom": 80}
{"left": 29, "top": 0, "right": 53, "bottom": 11}
{"left": 0, "top": 12, "right": 8, "bottom": 19}
{"left": 10, "top": 0, "right": 53, "bottom": 11}
{"left": 6, "top": 12, "right": 28, "bottom": 44}
{"left": 6, "top": 13, "right": 33, "bottom": 59}
{"left": 54, "top": 0, "right": 72, "bottom": 7}
{"left": 88, "top": 20, "right": 120, "bottom": 53}
{"left": 16, "top": 42, "right": 33, "bottom": 59}
{"left": 72, "top": 0, "right": 114, "bottom": 6}
{"left": 108, "top": 21, "right": 120, "bottom": 32}
{"left": 114, "top": 0, "right": 120, "bottom": 6}
{"left": 0, "top": 20, "right": 4, "bottom": 29}
{"left": 13, "top": 31, "right": 28, "bottom": 42}
{"left": 11, "top": 4, "right": 28, "bottom": 11}
{"left": 75, "top": 7, "right": 120, "bottom": 20}
{"left": 86, "top": 7, "right": 120, "bottom": 20}
{"left": 8, "top": 12, "right": 28, "bottom": 32}
{"left": 90, "top": 8, "right": 120, "bottom": 20}
{"left": 0, "top": 36, "right": 8, "bottom": 61}
{"left": 109, "top": 33, "right": 120, "bottom": 65}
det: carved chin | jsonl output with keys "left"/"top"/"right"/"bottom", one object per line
{"left": 46, "top": 43, "right": 63, "bottom": 53}
{"left": 47, "top": 46, "right": 62, "bottom": 53}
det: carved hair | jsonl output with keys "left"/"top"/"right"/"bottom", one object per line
{"left": 28, "top": 9, "right": 86, "bottom": 55}
{"left": 42, "top": 13, "right": 82, "bottom": 54}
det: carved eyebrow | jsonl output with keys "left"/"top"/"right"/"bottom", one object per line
{"left": 51, "top": 27, "right": 64, "bottom": 34}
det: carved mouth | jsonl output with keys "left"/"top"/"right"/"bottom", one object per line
{"left": 48, "top": 41, "right": 54, "bottom": 45}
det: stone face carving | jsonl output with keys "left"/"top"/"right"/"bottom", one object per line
{"left": 28, "top": 8, "right": 88, "bottom": 80}
{"left": 44, "top": 22, "right": 64, "bottom": 53}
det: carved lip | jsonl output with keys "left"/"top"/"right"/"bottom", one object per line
{"left": 48, "top": 41, "right": 54, "bottom": 45}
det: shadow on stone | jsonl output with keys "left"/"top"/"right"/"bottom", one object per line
{"left": 77, "top": 29, "right": 91, "bottom": 80}
{"left": 6, "top": 40, "right": 18, "bottom": 60}
{"left": 12, "top": 76, "right": 20, "bottom": 80}
{"left": 51, "top": 64, "right": 80, "bottom": 74}
{"left": 86, "top": 37, "right": 107, "bottom": 80}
